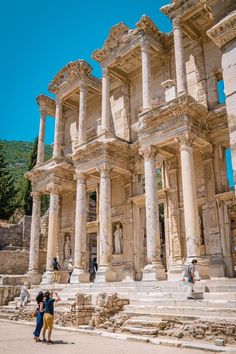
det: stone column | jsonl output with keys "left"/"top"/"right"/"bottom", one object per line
{"left": 140, "top": 38, "right": 151, "bottom": 111}
{"left": 207, "top": 11, "right": 236, "bottom": 194}
{"left": 70, "top": 171, "right": 90, "bottom": 283}
{"left": 78, "top": 81, "right": 87, "bottom": 144}
{"left": 53, "top": 98, "right": 63, "bottom": 158}
{"left": 41, "top": 187, "right": 60, "bottom": 284}
{"left": 37, "top": 109, "right": 46, "bottom": 165}
{"left": 95, "top": 163, "right": 114, "bottom": 282}
{"left": 27, "top": 191, "right": 42, "bottom": 284}
{"left": 178, "top": 135, "right": 200, "bottom": 259}
{"left": 101, "top": 67, "right": 110, "bottom": 133}
{"left": 173, "top": 16, "right": 187, "bottom": 95}
{"left": 140, "top": 146, "right": 166, "bottom": 280}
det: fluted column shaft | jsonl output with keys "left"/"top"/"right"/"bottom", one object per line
{"left": 53, "top": 98, "right": 63, "bottom": 158}
{"left": 173, "top": 17, "right": 187, "bottom": 95}
{"left": 37, "top": 110, "right": 46, "bottom": 165}
{"left": 98, "top": 163, "right": 112, "bottom": 268}
{"left": 28, "top": 191, "right": 41, "bottom": 273}
{"left": 46, "top": 192, "right": 60, "bottom": 271}
{"left": 101, "top": 67, "right": 110, "bottom": 132}
{"left": 78, "top": 82, "right": 87, "bottom": 144}
{"left": 141, "top": 39, "right": 151, "bottom": 110}
{"left": 179, "top": 135, "right": 200, "bottom": 258}
{"left": 141, "top": 146, "right": 161, "bottom": 263}
{"left": 74, "top": 171, "right": 87, "bottom": 269}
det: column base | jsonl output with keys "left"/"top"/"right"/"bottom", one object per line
{"left": 95, "top": 266, "right": 116, "bottom": 282}
{"left": 122, "top": 270, "right": 135, "bottom": 282}
{"left": 142, "top": 263, "right": 166, "bottom": 281}
{"left": 70, "top": 268, "right": 90, "bottom": 284}
{"left": 26, "top": 271, "right": 42, "bottom": 285}
{"left": 41, "top": 270, "right": 54, "bottom": 285}
{"left": 167, "top": 264, "right": 185, "bottom": 281}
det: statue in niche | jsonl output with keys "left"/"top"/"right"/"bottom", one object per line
{"left": 64, "top": 236, "right": 71, "bottom": 260}
{"left": 113, "top": 223, "right": 123, "bottom": 254}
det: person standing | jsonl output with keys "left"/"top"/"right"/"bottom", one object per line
{"left": 68, "top": 259, "right": 74, "bottom": 283}
{"left": 52, "top": 257, "right": 61, "bottom": 283}
{"left": 19, "top": 282, "right": 30, "bottom": 307}
{"left": 33, "top": 291, "right": 45, "bottom": 342}
{"left": 186, "top": 259, "right": 198, "bottom": 299}
{"left": 42, "top": 290, "right": 61, "bottom": 344}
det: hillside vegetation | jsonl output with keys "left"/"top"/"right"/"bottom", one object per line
{"left": 0, "top": 140, "right": 52, "bottom": 185}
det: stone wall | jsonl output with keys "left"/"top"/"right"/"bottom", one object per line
{"left": 0, "top": 216, "right": 31, "bottom": 250}
{"left": 0, "top": 249, "right": 46, "bottom": 275}
{"left": 0, "top": 285, "right": 20, "bottom": 305}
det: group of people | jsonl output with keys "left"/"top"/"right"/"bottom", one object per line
{"left": 33, "top": 289, "right": 61, "bottom": 343}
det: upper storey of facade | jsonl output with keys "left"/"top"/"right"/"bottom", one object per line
{"left": 32, "top": 0, "right": 235, "bottom": 181}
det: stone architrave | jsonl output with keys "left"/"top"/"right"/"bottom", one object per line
{"left": 95, "top": 163, "right": 114, "bottom": 282}
{"left": 36, "top": 109, "right": 47, "bottom": 165}
{"left": 41, "top": 185, "right": 61, "bottom": 284}
{"left": 139, "top": 146, "right": 166, "bottom": 280}
{"left": 207, "top": 11, "right": 236, "bottom": 193}
{"left": 101, "top": 67, "right": 110, "bottom": 133}
{"left": 53, "top": 97, "right": 63, "bottom": 158}
{"left": 70, "top": 171, "right": 90, "bottom": 283}
{"left": 78, "top": 81, "right": 87, "bottom": 144}
{"left": 140, "top": 37, "right": 151, "bottom": 111}
{"left": 177, "top": 134, "right": 201, "bottom": 259}
{"left": 173, "top": 17, "right": 187, "bottom": 95}
{"left": 27, "top": 191, "right": 42, "bottom": 284}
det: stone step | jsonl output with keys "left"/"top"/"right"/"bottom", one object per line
{"left": 121, "top": 326, "right": 159, "bottom": 336}
{"left": 123, "top": 304, "right": 236, "bottom": 317}
{"left": 126, "top": 316, "right": 187, "bottom": 328}
{"left": 129, "top": 298, "right": 236, "bottom": 308}
{"left": 0, "top": 312, "right": 18, "bottom": 320}
{"left": 204, "top": 292, "right": 236, "bottom": 300}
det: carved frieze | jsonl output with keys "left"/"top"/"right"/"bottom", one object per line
{"left": 207, "top": 11, "right": 236, "bottom": 48}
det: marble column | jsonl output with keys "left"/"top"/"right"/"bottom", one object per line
{"left": 140, "top": 146, "right": 166, "bottom": 280}
{"left": 173, "top": 16, "right": 187, "bottom": 95}
{"left": 41, "top": 188, "right": 60, "bottom": 284}
{"left": 141, "top": 38, "right": 151, "bottom": 111}
{"left": 70, "top": 171, "right": 90, "bottom": 283}
{"left": 53, "top": 98, "right": 63, "bottom": 158}
{"left": 78, "top": 81, "right": 87, "bottom": 144}
{"left": 207, "top": 11, "right": 236, "bottom": 195}
{"left": 27, "top": 191, "right": 42, "bottom": 284}
{"left": 37, "top": 109, "right": 46, "bottom": 165}
{"left": 101, "top": 67, "right": 110, "bottom": 133}
{"left": 96, "top": 163, "right": 114, "bottom": 282}
{"left": 178, "top": 135, "right": 200, "bottom": 259}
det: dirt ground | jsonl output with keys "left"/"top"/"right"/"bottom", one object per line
{"left": 0, "top": 320, "right": 223, "bottom": 354}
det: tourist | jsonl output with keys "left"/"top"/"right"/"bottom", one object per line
{"left": 68, "top": 259, "right": 74, "bottom": 283}
{"left": 185, "top": 259, "right": 198, "bottom": 299}
{"left": 42, "top": 290, "right": 61, "bottom": 344}
{"left": 52, "top": 257, "right": 61, "bottom": 283}
{"left": 89, "top": 258, "right": 96, "bottom": 282}
{"left": 93, "top": 257, "right": 98, "bottom": 272}
{"left": 33, "top": 291, "right": 45, "bottom": 342}
{"left": 19, "top": 281, "right": 30, "bottom": 307}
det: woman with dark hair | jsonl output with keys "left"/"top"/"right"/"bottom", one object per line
{"left": 33, "top": 291, "right": 45, "bottom": 342}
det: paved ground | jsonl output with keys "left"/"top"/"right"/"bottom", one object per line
{"left": 0, "top": 321, "right": 220, "bottom": 354}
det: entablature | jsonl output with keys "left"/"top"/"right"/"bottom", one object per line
{"left": 37, "top": 94, "right": 56, "bottom": 117}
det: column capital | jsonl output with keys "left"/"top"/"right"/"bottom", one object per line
{"left": 46, "top": 182, "right": 62, "bottom": 195}
{"left": 30, "top": 191, "right": 41, "bottom": 200}
{"left": 97, "top": 163, "right": 113, "bottom": 178}
{"left": 102, "top": 67, "right": 109, "bottom": 78}
{"left": 75, "top": 170, "right": 87, "bottom": 184}
{"left": 39, "top": 108, "right": 47, "bottom": 119}
{"left": 140, "top": 37, "right": 150, "bottom": 53}
{"left": 175, "top": 133, "right": 195, "bottom": 149}
{"left": 55, "top": 96, "right": 63, "bottom": 107}
{"left": 139, "top": 145, "right": 157, "bottom": 161}
{"left": 79, "top": 80, "right": 88, "bottom": 92}
{"left": 173, "top": 16, "right": 182, "bottom": 29}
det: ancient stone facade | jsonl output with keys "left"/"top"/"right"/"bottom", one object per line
{"left": 26, "top": 0, "right": 236, "bottom": 284}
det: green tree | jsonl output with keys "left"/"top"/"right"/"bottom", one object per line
{"left": 0, "top": 143, "right": 17, "bottom": 219}
{"left": 22, "top": 137, "right": 38, "bottom": 215}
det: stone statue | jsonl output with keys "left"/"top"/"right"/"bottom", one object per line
{"left": 114, "top": 223, "right": 123, "bottom": 254}
{"left": 64, "top": 236, "right": 71, "bottom": 260}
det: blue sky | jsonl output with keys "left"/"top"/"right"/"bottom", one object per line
{"left": 0, "top": 0, "right": 171, "bottom": 144}
{"left": 0, "top": 0, "right": 233, "bottom": 186}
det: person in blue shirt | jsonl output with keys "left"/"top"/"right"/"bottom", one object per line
{"left": 42, "top": 290, "right": 60, "bottom": 344}
{"left": 33, "top": 291, "right": 45, "bottom": 342}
